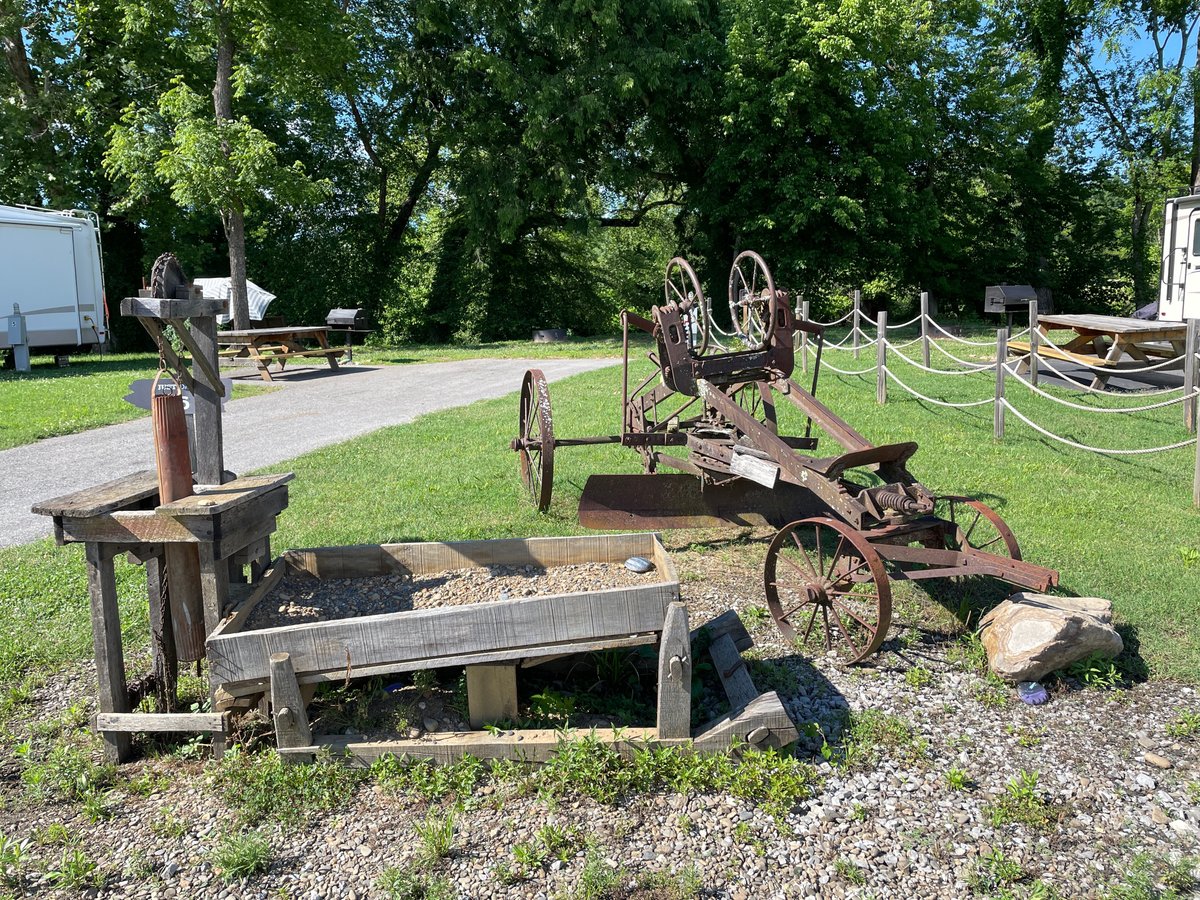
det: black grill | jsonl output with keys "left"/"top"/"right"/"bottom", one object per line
{"left": 984, "top": 284, "right": 1048, "bottom": 315}
{"left": 326, "top": 308, "right": 368, "bottom": 330}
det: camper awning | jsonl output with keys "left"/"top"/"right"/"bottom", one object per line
{"left": 193, "top": 277, "right": 276, "bottom": 324}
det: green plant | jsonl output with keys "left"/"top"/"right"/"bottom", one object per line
{"left": 1104, "top": 853, "right": 1197, "bottom": 899}
{"left": 968, "top": 848, "right": 1025, "bottom": 894}
{"left": 212, "top": 748, "right": 364, "bottom": 823}
{"left": 1066, "top": 652, "right": 1123, "bottom": 690}
{"left": 947, "top": 632, "right": 988, "bottom": 675}
{"left": 1178, "top": 546, "right": 1199, "bottom": 568}
{"left": 741, "top": 605, "right": 769, "bottom": 629}
{"left": 45, "top": 848, "right": 101, "bottom": 890}
{"left": 414, "top": 809, "right": 456, "bottom": 864}
{"left": 372, "top": 754, "right": 484, "bottom": 803}
{"left": 151, "top": 808, "right": 190, "bottom": 839}
{"left": 944, "top": 767, "right": 972, "bottom": 791}
{"left": 973, "top": 673, "right": 1011, "bottom": 708}
{"left": 904, "top": 665, "right": 933, "bottom": 689}
{"left": 81, "top": 787, "right": 116, "bottom": 822}
{"left": 411, "top": 669, "right": 439, "bottom": 696}
{"left": 1006, "top": 724, "right": 1043, "bottom": 748}
{"left": 840, "top": 710, "right": 928, "bottom": 768}
{"left": 637, "top": 865, "right": 703, "bottom": 898}
{"left": 211, "top": 831, "right": 271, "bottom": 882}
{"left": 378, "top": 866, "right": 457, "bottom": 900}
{"left": 986, "top": 771, "right": 1062, "bottom": 830}
{"left": 1166, "top": 710, "right": 1200, "bottom": 739}
{"left": 575, "top": 849, "right": 622, "bottom": 900}
{"left": 35, "top": 823, "right": 73, "bottom": 846}
{"left": 850, "top": 802, "right": 869, "bottom": 822}
{"left": 1187, "top": 781, "right": 1200, "bottom": 804}
{"left": 18, "top": 739, "right": 117, "bottom": 803}
{"left": 835, "top": 857, "right": 866, "bottom": 885}
{"left": 0, "top": 833, "right": 30, "bottom": 888}
{"left": 1162, "top": 857, "right": 1199, "bottom": 893}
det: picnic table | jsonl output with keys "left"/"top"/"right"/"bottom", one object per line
{"left": 1008, "top": 313, "right": 1188, "bottom": 389}
{"left": 218, "top": 326, "right": 344, "bottom": 382}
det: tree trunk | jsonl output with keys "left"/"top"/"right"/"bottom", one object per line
{"left": 1192, "top": 28, "right": 1200, "bottom": 189}
{"left": 212, "top": 3, "right": 250, "bottom": 330}
{"left": 1131, "top": 189, "right": 1152, "bottom": 309}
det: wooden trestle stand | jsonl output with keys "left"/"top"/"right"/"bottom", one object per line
{"left": 32, "top": 290, "right": 292, "bottom": 763}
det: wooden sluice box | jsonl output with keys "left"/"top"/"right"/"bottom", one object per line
{"left": 206, "top": 532, "right": 798, "bottom": 763}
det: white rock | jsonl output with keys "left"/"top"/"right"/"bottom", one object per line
{"left": 977, "top": 593, "right": 1123, "bottom": 682}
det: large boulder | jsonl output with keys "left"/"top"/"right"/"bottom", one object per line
{"left": 977, "top": 593, "right": 1123, "bottom": 683}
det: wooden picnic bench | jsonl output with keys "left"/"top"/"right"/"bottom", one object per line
{"left": 1008, "top": 313, "right": 1188, "bottom": 389}
{"left": 218, "top": 325, "right": 345, "bottom": 382}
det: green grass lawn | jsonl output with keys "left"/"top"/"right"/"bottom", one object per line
{"left": 0, "top": 353, "right": 275, "bottom": 450}
{"left": 2, "top": 326, "right": 1197, "bottom": 703}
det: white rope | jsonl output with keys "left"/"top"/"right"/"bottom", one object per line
{"left": 809, "top": 310, "right": 854, "bottom": 326}
{"left": 821, "top": 358, "right": 875, "bottom": 376}
{"left": 928, "top": 339, "right": 996, "bottom": 368}
{"left": 1009, "top": 327, "right": 1031, "bottom": 340}
{"left": 1002, "top": 365, "right": 1199, "bottom": 413}
{"left": 885, "top": 334, "right": 925, "bottom": 349}
{"left": 925, "top": 317, "right": 996, "bottom": 345}
{"left": 886, "top": 341, "right": 995, "bottom": 375}
{"left": 884, "top": 368, "right": 995, "bottom": 408}
{"left": 885, "top": 314, "right": 923, "bottom": 330}
{"left": 1026, "top": 352, "right": 1190, "bottom": 396}
{"left": 1001, "top": 400, "right": 1197, "bottom": 455}
{"left": 1033, "top": 330, "right": 1188, "bottom": 374}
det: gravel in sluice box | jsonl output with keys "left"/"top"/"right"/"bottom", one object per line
{"left": 243, "top": 561, "right": 655, "bottom": 629}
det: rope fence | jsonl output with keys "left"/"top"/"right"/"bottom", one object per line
{"left": 798, "top": 297, "right": 1200, "bottom": 505}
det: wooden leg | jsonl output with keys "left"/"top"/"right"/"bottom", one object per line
{"left": 247, "top": 344, "right": 273, "bottom": 382}
{"left": 1091, "top": 336, "right": 1127, "bottom": 390}
{"left": 656, "top": 602, "right": 691, "bottom": 739}
{"left": 466, "top": 664, "right": 519, "bottom": 728}
{"left": 145, "top": 555, "right": 178, "bottom": 714}
{"left": 198, "top": 543, "right": 230, "bottom": 638}
{"left": 85, "top": 544, "right": 133, "bottom": 763}
{"left": 317, "top": 331, "right": 340, "bottom": 370}
{"left": 270, "top": 652, "right": 313, "bottom": 756}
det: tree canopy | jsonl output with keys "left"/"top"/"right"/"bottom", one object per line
{"left": 2, "top": 0, "right": 1196, "bottom": 343}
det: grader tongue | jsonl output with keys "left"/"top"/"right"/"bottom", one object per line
{"left": 512, "top": 252, "right": 1059, "bottom": 664}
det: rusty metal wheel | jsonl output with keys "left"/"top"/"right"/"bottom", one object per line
{"left": 765, "top": 517, "right": 892, "bottom": 664}
{"left": 665, "top": 257, "right": 709, "bottom": 355}
{"left": 729, "top": 381, "right": 778, "bottom": 433}
{"left": 932, "top": 497, "right": 1021, "bottom": 560}
{"left": 728, "top": 251, "right": 777, "bottom": 349}
{"left": 517, "top": 369, "right": 555, "bottom": 511}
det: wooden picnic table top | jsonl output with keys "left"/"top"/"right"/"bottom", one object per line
{"left": 219, "top": 326, "right": 330, "bottom": 341}
{"left": 1037, "top": 314, "right": 1187, "bottom": 338}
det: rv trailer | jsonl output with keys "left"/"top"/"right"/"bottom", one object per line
{"left": 0, "top": 204, "right": 107, "bottom": 351}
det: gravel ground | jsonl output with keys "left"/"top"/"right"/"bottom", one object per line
{"left": 244, "top": 563, "right": 656, "bottom": 630}
{"left": 1, "top": 530, "right": 1198, "bottom": 899}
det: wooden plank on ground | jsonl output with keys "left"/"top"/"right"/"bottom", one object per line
{"left": 270, "top": 653, "right": 312, "bottom": 751}
{"left": 656, "top": 603, "right": 691, "bottom": 738}
{"left": 689, "top": 609, "right": 752, "bottom": 653}
{"left": 708, "top": 633, "right": 759, "bottom": 712}
{"left": 96, "top": 712, "right": 226, "bottom": 733}
{"left": 691, "top": 691, "right": 798, "bottom": 751}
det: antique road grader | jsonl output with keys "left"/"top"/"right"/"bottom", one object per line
{"left": 510, "top": 253, "right": 1059, "bottom": 663}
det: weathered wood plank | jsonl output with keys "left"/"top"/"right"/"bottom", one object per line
{"left": 211, "top": 561, "right": 287, "bottom": 638}
{"left": 270, "top": 653, "right": 312, "bottom": 751}
{"left": 708, "top": 633, "right": 758, "bottom": 712}
{"left": 121, "top": 295, "right": 224, "bottom": 319}
{"left": 158, "top": 474, "right": 294, "bottom": 516}
{"left": 59, "top": 510, "right": 205, "bottom": 545}
{"left": 691, "top": 691, "right": 798, "bottom": 751}
{"left": 96, "top": 712, "right": 226, "bottom": 733}
{"left": 656, "top": 603, "right": 691, "bottom": 738}
{"left": 466, "top": 665, "right": 519, "bottom": 728}
{"left": 32, "top": 471, "right": 160, "bottom": 518}
{"left": 85, "top": 544, "right": 132, "bottom": 763}
{"left": 208, "top": 585, "right": 675, "bottom": 684}
{"left": 198, "top": 542, "right": 230, "bottom": 639}
{"left": 690, "top": 609, "right": 752, "bottom": 653}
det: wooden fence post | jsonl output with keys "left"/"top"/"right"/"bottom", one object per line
{"left": 994, "top": 329, "right": 1007, "bottom": 440}
{"left": 920, "top": 291, "right": 931, "bottom": 368}
{"left": 1028, "top": 299, "right": 1040, "bottom": 387}
{"left": 876, "top": 311, "right": 887, "bottom": 404}
{"left": 852, "top": 289, "right": 862, "bottom": 360}
{"left": 800, "top": 299, "right": 810, "bottom": 374}
{"left": 1194, "top": 420, "right": 1200, "bottom": 507}
{"left": 1185, "top": 318, "right": 1197, "bottom": 433}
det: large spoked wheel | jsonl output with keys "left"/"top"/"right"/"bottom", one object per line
{"left": 728, "top": 251, "right": 777, "bottom": 349}
{"left": 518, "top": 369, "right": 555, "bottom": 512}
{"left": 765, "top": 517, "right": 892, "bottom": 664}
{"left": 931, "top": 497, "right": 1021, "bottom": 560}
{"left": 729, "top": 381, "right": 777, "bottom": 433}
{"left": 665, "top": 257, "right": 709, "bottom": 355}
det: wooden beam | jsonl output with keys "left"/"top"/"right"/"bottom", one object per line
{"left": 32, "top": 470, "right": 159, "bottom": 518}
{"left": 656, "top": 603, "right": 691, "bottom": 738}
{"left": 96, "top": 711, "right": 226, "bottom": 733}
{"left": 85, "top": 544, "right": 132, "bottom": 763}
{"left": 270, "top": 653, "right": 312, "bottom": 751}
{"left": 466, "top": 664, "right": 519, "bottom": 728}
{"left": 708, "top": 633, "right": 758, "bottom": 712}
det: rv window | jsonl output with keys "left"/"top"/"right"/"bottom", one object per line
{"left": 1193, "top": 218, "right": 1200, "bottom": 256}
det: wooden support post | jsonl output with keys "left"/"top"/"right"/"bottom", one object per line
{"left": 656, "top": 602, "right": 691, "bottom": 739}
{"left": 1184, "top": 318, "right": 1197, "bottom": 434}
{"left": 920, "top": 291, "right": 931, "bottom": 368}
{"left": 852, "top": 289, "right": 862, "bottom": 360}
{"left": 707, "top": 634, "right": 758, "bottom": 712}
{"left": 800, "top": 300, "right": 810, "bottom": 374}
{"left": 1194, "top": 418, "right": 1200, "bottom": 507}
{"left": 85, "top": 543, "right": 132, "bottom": 763}
{"left": 1028, "top": 300, "right": 1040, "bottom": 387}
{"left": 190, "top": 314, "right": 225, "bottom": 486}
{"left": 198, "top": 543, "right": 230, "bottom": 638}
{"left": 994, "top": 329, "right": 1007, "bottom": 440}
{"left": 270, "top": 652, "right": 312, "bottom": 752}
{"left": 876, "top": 311, "right": 887, "bottom": 405}
{"left": 145, "top": 554, "right": 178, "bottom": 714}
{"left": 466, "top": 664, "right": 519, "bottom": 728}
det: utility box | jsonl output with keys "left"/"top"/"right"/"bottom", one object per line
{"left": 6, "top": 304, "right": 30, "bottom": 371}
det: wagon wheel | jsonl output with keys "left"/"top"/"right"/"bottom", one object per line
{"left": 728, "top": 251, "right": 777, "bottom": 349}
{"left": 729, "top": 381, "right": 778, "bottom": 433}
{"left": 764, "top": 517, "right": 892, "bottom": 664}
{"left": 931, "top": 497, "right": 1021, "bottom": 560}
{"left": 665, "top": 257, "right": 709, "bottom": 355}
{"left": 518, "top": 369, "right": 555, "bottom": 511}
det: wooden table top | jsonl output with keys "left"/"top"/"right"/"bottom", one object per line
{"left": 1038, "top": 314, "right": 1187, "bottom": 336}
{"left": 219, "top": 326, "right": 330, "bottom": 340}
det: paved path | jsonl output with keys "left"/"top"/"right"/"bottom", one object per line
{"left": 0, "top": 358, "right": 615, "bottom": 548}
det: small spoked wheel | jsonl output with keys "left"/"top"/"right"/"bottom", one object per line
{"left": 932, "top": 497, "right": 1021, "bottom": 560}
{"left": 664, "top": 257, "right": 709, "bottom": 355}
{"left": 728, "top": 251, "right": 777, "bottom": 349}
{"left": 517, "top": 369, "right": 555, "bottom": 511}
{"left": 764, "top": 517, "right": 892, "bottom": 664}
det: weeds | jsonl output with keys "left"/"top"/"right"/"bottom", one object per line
{"left": 944, "top": 767, "right": 973, "bottom": 791}
{"left": 414, "top": 810, "right": 456, "bottom": 864}
{"left": 574, "top": 849, "right": 622, "bottom": 900}
{"left": 839, "top": 710, "right": 929, "bottom": 768}
{"left": 211, "top": 748, "right": 363, "bottom": 823}
{"left": 1104, "top": 853, "right": 1199, "bottom": 899}
{"left": 834, "top": 857, "right": 866, "bottom": 885}
{"left": 1066, "top": 653, "right": 1124, "bottom": 690}
{"left": 211, "top": 831, "right": 271, "bottom": 882}
{"left": 986, "top": 771, "right": 1063, "bottom": 830}
{"left": 372, "top": 754, "right": 484, "bottom": 803}
{"left": 904, "top": 666, "right": 933, "bottom": 689}
{"left": 947, "top": 632, "right": 988, "bottom": 674}
{"left": 378, "top": 865, "right": 456, "bottom": 900}
{"left": 969, "top": 848, "right": 1025, "bottom": 894}
{"left": 17, "top": 738, "right": 116, "bottom": 803}
{"left": 637, "top": 865, "right": 703, "bottom": 898}
{"left": 45, "top": 848, "right": 101, "bottom": 890}
{"left": 0, "top": 833, "right": 30, "bottom": 888}
{"left": 1166, "top": 711, "right": 1200, "bottom": 740}
{"left": 741, "top": 605, "right": 769, "bottom": 629}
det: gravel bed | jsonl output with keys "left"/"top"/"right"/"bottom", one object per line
{"left": 1, "top": 530, "right": 1197, "bottom": 899}
{"left": 243, "top": 562, "right": 657, "bottom": 630}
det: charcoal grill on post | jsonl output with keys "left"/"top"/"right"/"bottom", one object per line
{"left": 325, "top": 308, "right": 370, "bottom": 362}
{"left": 510, "top": 253, "right": 1060, "bottom": 665}
{"left": 984, "top": 285, "right": 1047, "bottom": 334}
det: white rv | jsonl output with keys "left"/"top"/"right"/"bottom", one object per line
{"left": 0, "top": 204, "right": 107, "bottom": 351}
